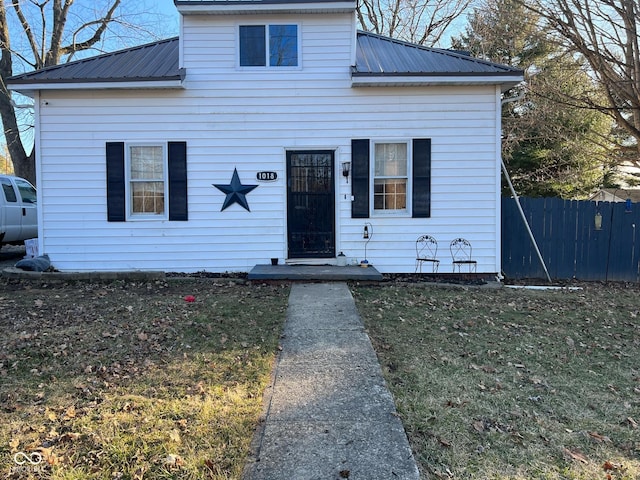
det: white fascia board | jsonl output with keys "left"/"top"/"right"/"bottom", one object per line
{"left": 8, "top": 80, "right": 185, "bottom": 94}
{"left": 176, "top": 2, "right": 354, "bottom": 14}
{"left": 351, "top": 74, "right": 524, "bottom": 92}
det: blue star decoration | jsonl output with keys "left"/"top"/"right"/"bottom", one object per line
{"left": 213, "top": 168, "right": 258, "bottom": 211}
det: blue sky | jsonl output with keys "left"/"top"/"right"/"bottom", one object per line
{"left": 155, "top": 0, "right": 180, "bottom": 36}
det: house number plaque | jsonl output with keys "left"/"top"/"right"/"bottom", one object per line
{"left": 256, "top": 171, "right": 278, "bottom": 181}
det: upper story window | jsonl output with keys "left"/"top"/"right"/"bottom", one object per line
{"left": 239, "top": 24, "right": 298, "bottom": 67}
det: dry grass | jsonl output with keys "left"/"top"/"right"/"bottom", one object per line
{"left": 353, "top": 282, "right": 640, "bottom": 480}
{"left": 0, "top": 278, "right": 289, "bottom": 479}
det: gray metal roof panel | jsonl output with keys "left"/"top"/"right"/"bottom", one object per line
{"left": 8, "top": 37, "right": 181, "bottom": 85}
{"left": 8, "top": 31, "right": 522, "bottom": 87}
{"left": 354, "top": 31, "right": 523, "bottom": 77}
{"left": 175, "top": 0, "right": 351, "bottom": 5}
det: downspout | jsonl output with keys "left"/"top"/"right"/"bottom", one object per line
{"left": 501, "top": 93, "right": 552, "bottom": 283}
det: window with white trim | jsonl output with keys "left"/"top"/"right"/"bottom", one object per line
{"left": 239, "top": 24, "right": 299, "bottom": 67}
{"left": 373, "top": 142, "right": 408, "bottom": 212}
{"left": 127, "top": 144, "right": 167, "bottom": 218}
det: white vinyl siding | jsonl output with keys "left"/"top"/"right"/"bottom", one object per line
{"left": 33, "top": 12, "right": 502, "bottom": 274}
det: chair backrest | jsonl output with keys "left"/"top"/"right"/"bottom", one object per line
{"left": 450, "top": 238, "right": 472, "bottom": 262}
{"left": 416, "top": 235, "right": 438, "bottom": 259}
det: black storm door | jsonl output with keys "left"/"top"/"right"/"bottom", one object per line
{"left": 287, "top": 151, "right": 335, "bottom": 258}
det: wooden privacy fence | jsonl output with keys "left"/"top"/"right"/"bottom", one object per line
{"left": 502, "top": 196, "right": 640, "bottom": 282}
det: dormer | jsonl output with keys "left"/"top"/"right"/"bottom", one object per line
{"left": 174, "top": 0, "right": 359, "bottom": 78}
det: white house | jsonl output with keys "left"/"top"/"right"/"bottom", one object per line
{"left": 8, "top": 0, "right": 523, "bottom": 274}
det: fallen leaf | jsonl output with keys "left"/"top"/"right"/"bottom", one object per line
{"left": 37, "top": 447, "right": 61, "bottom": 466}
{"left": 64, "top": 405, "right": 76, "bottom": 419}
{"left": 9, "top": 437, "right": 20, "bottom": 452}
{"left": 184, "top": 295, "right": 196, "bottom": 303}
{"left": 438, "top": 437, "right": 452, "bottom": 448}
{"left": 58, "top": 432, "right": 81, "bottom": 442}
{"left": 169, "top": 429, "right": 181, "bottom": 444}
{"left": 163, "top": 454, "right": 185, "bottom": 468}
{"left": 339, "top": 470, "right": 350, "bottom": 478}
{"left": 177, "top": 419, "right": 188, "bottom": 430}
{"left": 137, "top": 332, "right": 148, "bottom": 341}
{"left": 473, "top": 420, "right": 485, "bottom": 433}
{"left": 133, "top": 466, "right": 147, "bottom": 480}
{"left": 563, "top": 447, "right": 588, "bottom": 464}
{"left": 627, "top": 417, "right": 638, "bottom": 428}
{"left": 588, "top": 431, "right": 611, "bottom": 443}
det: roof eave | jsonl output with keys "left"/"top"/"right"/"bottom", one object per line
{"left": 351, "top": 74, "right": 524, "bottom": 92}
{"left": 175, "top": 1, "right": 355, "bottom": 14}
{"left": 7, "top": 67, "right": 187, "bottom": 94}
{"left": 8, "top": 78, "right": 186, "bottom": 95}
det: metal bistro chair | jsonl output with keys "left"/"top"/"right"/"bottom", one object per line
{"left": 415, "top": 235, "right": 440, "bottom": 273}
{"left": 450, "top": 238, "right": 477, "bottom": 273}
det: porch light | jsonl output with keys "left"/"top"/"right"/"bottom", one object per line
{"left": 342, "top": 162, "right": 351, "bottom": 182}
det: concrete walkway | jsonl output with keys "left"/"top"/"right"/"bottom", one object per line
{"left": 244, "top": 283, "right": 420, "bottom": 480}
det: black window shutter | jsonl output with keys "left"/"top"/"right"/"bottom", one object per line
{"left": 106, "top": 142, "right": 126, "bottom": 222}
{"left": 351, "top": 139, "right": 370, "bottom": 218}
{"left": 168, "top": 141, "right": 188, "bottom": 221}
{"left": 412, "top": 138, "right": 431, "bottom": 218}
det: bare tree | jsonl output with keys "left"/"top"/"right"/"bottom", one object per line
{"left": 357, "top": 0, "right": 473, "bottom": 46}
{"left": 523, "top": 0, "right": 640, "bottom": 166}
{"left": 0, "top": 0, "right": 173, "bottom": 183}
{"left": 453, "top": 0, "right": 614, "bottom": 198}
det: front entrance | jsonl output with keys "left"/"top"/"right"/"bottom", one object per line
{"left": 287, "top": 150, "right": 335, "bottom": 258}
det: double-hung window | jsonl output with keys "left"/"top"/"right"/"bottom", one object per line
{"left": 107, "top": 141, "right": 188, "bottom": 222}
{"left": 239, "top": 24, "right": 298, "bottom": 67}
{"left": 351, "top": 138, "right": 430, "bottom": 219}
{"left": 373, "top": 142, "right": 408, "bottom": 213}
{"left": 127, "top": 144, "right": 167, "bottom": 218}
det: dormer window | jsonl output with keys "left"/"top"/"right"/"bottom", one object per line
{"left": 239, "top": 24, "right": 298, "bottom": 67}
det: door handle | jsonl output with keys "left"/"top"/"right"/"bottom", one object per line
{"left": 22, "top": 208, "right": 26, "bottom": 216}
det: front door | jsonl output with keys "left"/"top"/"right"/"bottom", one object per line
{"left": 287, "top": 150, "right": 335, "bottom": 258}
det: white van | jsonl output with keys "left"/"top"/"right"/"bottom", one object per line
{"left": 0, "top": 175, "right": 37, "bottom": 246}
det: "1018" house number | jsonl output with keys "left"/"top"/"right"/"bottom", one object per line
{"left": 256, "top": 171, "right": 278, "bottom": 181}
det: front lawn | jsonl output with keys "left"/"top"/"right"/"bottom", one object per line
{"left": 353, "top": 282, "right": 640, "bottom": 480}
{"left": 0, "top": 278, "right": 289, "bottom": 479}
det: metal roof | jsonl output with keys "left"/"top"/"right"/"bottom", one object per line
{"left": 174, "top": 0, "right": 355, "bottom": 15}
{"left": 8, "top": 31, "right": 522, "bottom": 89}
{"left": 7, "top": 37, "right": 183, "bottom": 86}
{"left": 175, "top": 0, "right": 352, "bottom": 5}
{"left": 354, "top": 31, "right": 522, "bottom": 77}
